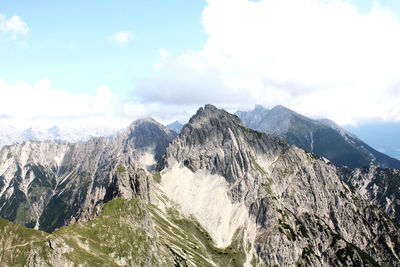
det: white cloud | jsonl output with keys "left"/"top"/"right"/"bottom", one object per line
{"left": 109, "top": 31, "right": 134, "bottom": 45}
{"left": 0, "top": 13, "right": 28, "bottom": 40}
{"left": 136, "top": 0, "right": 400, "bottom": 125}
{"left": 158, "top": 48, "right": 170, "bottom": 59}
{"left": 152, "top": 49, "right": 171, "bottom": 69}
{"left": 0, "top": 78, "right": 126, "bottom": 129}
{"left": 0, "top": 78, "right": 193, "bottom": 130}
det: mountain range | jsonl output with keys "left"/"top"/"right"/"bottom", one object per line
{"left": 0, "top": 125, "right": 117, "bottom": 149}
{"left": 236, "top": 105, "right": 400, "bottom": 170}
{"left": 0, "top": 104, "right": 399, "bottom": 266}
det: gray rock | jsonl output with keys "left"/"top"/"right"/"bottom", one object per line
{"left": 343, "top": 164, "right": 400, "bottom": 224}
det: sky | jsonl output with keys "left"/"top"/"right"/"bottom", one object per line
{"left": 1, "top": 0, "right": 400, "bottom": 132}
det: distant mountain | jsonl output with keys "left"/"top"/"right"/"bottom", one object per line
{"left": 0, "top": 124, "right": 118, "bottom": 148}
{"left": 236, "top": 105, "right": 400, "bottom": 169}
{"left": 166, "top": 120, "right": 183, "bottom": 133}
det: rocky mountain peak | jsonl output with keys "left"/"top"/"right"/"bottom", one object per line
{"left": 117, "top": 118, "right": 177, "bottom": 160}
{"left": 253, "top": 104, "right": 265, "bottom": 112}
{"left": 165, "top": 104, "right": 288, "bottom": 192}
{"left": 166, "top": 120, "right": 184, "bottom": 134}
{"left": 185, "top": 104, "right": 242, "bottom": 129}
{"left": 161, "top": 104, "right": 400, "bottom": 265}
{"left": 271, "top": 104, "right": 290, "bottom": 112}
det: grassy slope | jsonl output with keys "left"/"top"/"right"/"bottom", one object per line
{"left": 0, "top": 217, "right": 51, "bottom": 265}
{"left": 0, "top": 196, "right": 249, "bottom": 266}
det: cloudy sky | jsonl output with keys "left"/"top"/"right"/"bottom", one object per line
{"left": 1, "top": 0, "right": 400, "bottom": 130}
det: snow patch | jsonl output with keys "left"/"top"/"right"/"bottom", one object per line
{"left": 160, "top": 163, "right": 256, "bottom": 249}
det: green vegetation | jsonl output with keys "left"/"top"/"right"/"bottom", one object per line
{"left": 238, "top": 125, "right": 263, "bottom": 139}
{"left": 117, "top": 164, "right": 126, "bottom": 175}
{"left": 15, "top": 201, "right": 30, "bottom": 226}
{"left": 250, "top": 155, "right": 275, "bottom": 195}
{"left": 0, "top": 196, "right": 251, "bottom": 266}
{"left": 0, "top": 217, "right": 51, "bottom": 266}
{"left": 152, "top": 172, "right": 161, "bottom": 183}
{"left": 0, "top": 198, "right": 170, "bottom": 266}
{"left": 250, "top": 155, "right": 266, "bottom": 175}
{"left": 53, "top": 198, "right": 165, "bottom": 266}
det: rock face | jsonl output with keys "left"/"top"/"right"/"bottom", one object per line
{"left": 162, "top": 104, "right": 400, "bottom": 266}
{"left": 0, "top": 118, "right": 176, "bottom": 232}
{"left": 342, "top": 164, "right": 400, "bottom": 225}
{"left": 236, "top": 105, "right": 400, "bottom": 169}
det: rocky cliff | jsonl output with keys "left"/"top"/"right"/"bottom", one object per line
{"left": 342, "top": 164, "right": 400, "bottom": 225}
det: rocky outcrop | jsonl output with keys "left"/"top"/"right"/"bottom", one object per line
{"left": 343, "top": 164, "right": 400, "bottom": 225}
{"left": 0, "top": 118, "right": 176, "bottom": 232}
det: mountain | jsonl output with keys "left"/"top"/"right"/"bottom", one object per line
{"left": 160, "top": 104, "right": 400, "bottom": 265}
{"left": 166, "top": 120, "right": 184, "bottom": 134}
{"left": 0, "top": 124, "right": 118, "bottom": 148}
{"left": 0, "top": 118, "right": 176, "bottom": 232}
{"left": 236, "top": 105, "right": 400, "bottom": 169}
{"left": 0, "top": 105, "right": 400, "bottom": 266}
